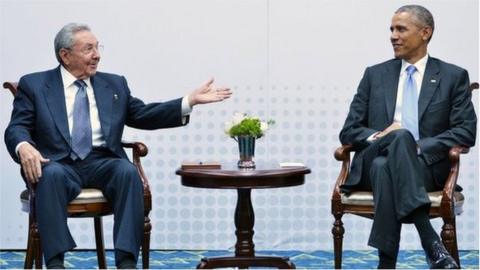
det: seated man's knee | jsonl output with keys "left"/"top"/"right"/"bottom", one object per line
{"left": 389, "top": 129, "right": 416, "bottom": 143}
{"left": 36, "top": 162, "right": 78, "bottom": 198}
{"left": 110, "top": 160, "right": 141, "bottom": 187}
{"left": 39, "top": 162, "right": 67, "bottom": 185}
{"left": 115, "top": 160, "right": 138, "bottom": 176}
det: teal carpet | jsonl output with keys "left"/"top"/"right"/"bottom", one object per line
{"left": 1, "top": 250, "right": 478, "bottom": 269}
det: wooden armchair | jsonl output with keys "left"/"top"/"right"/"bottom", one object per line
{"left": 331, "top": 82, "right": 478, "bottom": 269}
{"left": 3, "top": 82, "right": 152, "bottom": 269}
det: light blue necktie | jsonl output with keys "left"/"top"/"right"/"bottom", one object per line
{"left": 71, "top": 80, "right": 92, "bottom": 160}
{"left": 401, "top": 65, "right": 419, "bottom": 140}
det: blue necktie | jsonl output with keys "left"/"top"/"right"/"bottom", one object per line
{"left": 401, "top": 65, "right": 419, "bottom": 140}
{"left": 71, "top": 80, "right": 92, "bottom": 160}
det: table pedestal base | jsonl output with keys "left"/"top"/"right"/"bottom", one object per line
{"left": 197, "top": 255, "right": 296, "bottom": 269}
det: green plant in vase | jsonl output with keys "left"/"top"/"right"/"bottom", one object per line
{"left": 224, "top": 112, "right": 274, "bottom": 168}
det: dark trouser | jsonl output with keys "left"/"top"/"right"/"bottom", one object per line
{"left": 358, "top": 129, "right": 437, "bottom": 257}
{"left": 35, "top": 149, "right": 144, "bottom": 263}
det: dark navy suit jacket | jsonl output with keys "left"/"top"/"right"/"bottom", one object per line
{"left": 340, "top": 57, "right": 476, "bottom": 191}
{"left": 5, "top": 66, "right": 188, "bottom": 162}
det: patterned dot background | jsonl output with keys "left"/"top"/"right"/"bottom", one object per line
{"left": 0, "top": 0, "right": 478, "bottom": 252}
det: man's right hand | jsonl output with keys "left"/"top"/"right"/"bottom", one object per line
{"left": 375, "top": 122, "right": 402, "bottom": 139}
{"left": 18, "top": 143, "right": 50, "bottom": 183}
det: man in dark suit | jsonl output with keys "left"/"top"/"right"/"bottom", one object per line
{"left": 339, "top": 5, "right": 476, "bottom": 269}
{"left": 4, "top": 23, "right": 232, "bottom": 269}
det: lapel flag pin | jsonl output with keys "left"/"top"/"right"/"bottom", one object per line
{"left": 430, "top": 79, "right": 436, "bottom": 83}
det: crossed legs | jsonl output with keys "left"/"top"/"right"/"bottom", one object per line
{"left": 361, "top": 129, "right": 438, "bottom": 268}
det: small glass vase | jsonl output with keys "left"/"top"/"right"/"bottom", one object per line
{"left": 235, "top": 136, "right": 256, "bottom": 169}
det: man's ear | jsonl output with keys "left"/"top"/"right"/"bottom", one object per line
{"left": 421, "top": 26, "right": 433, "bottom": 41}
{"left": 59, "top": 48, "right": 70, "bottom": 66}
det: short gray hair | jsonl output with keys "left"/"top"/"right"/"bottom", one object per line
{"left": 396, "top": 5, "right": 434, "bottom": 41}
{"left": 54, "top": 23, "right": 91, "bottom": 64}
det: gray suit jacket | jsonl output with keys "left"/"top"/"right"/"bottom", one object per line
{"left": 339, "top": 57, "right": 476, "bottom": 191}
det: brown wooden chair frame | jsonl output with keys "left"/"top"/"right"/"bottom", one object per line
{"left": 3, "top": 82, "right": 152, "bottom": 269}
{"left": 331, "top": 82, "right": 478, "bottom": 269}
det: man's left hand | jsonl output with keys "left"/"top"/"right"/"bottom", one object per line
{"left": 188, "top": 78, "right": 232, "bottom": 107}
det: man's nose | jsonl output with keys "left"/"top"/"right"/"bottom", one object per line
{"left": 390, "top": 30, "right": 399, "bottom": 41}
{"left": 92, "top": 49, "right": 100, "bottom": 59}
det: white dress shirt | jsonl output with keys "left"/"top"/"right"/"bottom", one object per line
{"left": 61, "top": 66, "right": 106, "bottom": 147}
{"left": 393, "top": 54, "right": 428, "bottom": 124}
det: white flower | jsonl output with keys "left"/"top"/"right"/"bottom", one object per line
{"left": 225, "top": 112, "right": 274, "bottom": 138}
{"left": 260, "top": 122, "right": 269, "bottom": 133}
{"left": 232, "top": 112, "right": 246, "bottom": 125}
{"left": 224, "top": 120, "right": 234, "bottom": 135}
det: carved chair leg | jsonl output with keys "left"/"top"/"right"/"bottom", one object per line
{"left": 441, "top": 217, "right": 460, "bottom": 267}
{"left": 451, "top": 223, "right": 460, "bottom": 268}
{"left": 94, "top": 217, "right": 107, "bottom": 269}
{"left": 332, "top": 213, "right": 345, "bottom": 269}
{"left": 24, "top": 216, "right": 34, "bottom": 269}
{"left": 32, "top": 221, "right": 42, "bottom": 269}
{"left": 142, "top": 215, "right": 152, "bottom": 269}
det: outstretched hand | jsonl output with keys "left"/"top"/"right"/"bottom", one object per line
{"left": 188, "top": 78, "right": 232, "bottom": 107}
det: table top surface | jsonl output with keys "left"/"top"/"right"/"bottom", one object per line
{"left": 176, "top": 165, "right": 311, "bottom": 189}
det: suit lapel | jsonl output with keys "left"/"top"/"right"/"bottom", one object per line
{"left": 383, "top": 60, "right": 401, "bottom": 123}
{"left": 418, "top": 58, "right": 440, "bottom": 120}
{"left": 91, "top": 75, "right": 112, "bottom": 142}
{"left": 43, "top": 67, "right": 71, "bottom": 144}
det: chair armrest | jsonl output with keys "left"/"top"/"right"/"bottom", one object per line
{"left": 121, "top": 141, "right": 150, "bottom": 191}
{"left": 121, "top": 141, "right": 148, "bottom": 157}
{"left": 441, "top": 145, "right": 469, "bottom": 207}
{"left": 332, "top": 145, "right": 354, "bottom": 198}
{"left": 470, "top": 82, "right": 479, "bottom": 91}
{"left": 3, "top": 81, "right": 18, "bottom": 96}
{"left": 334, "top": 144, "right": 354, "bottom": 161}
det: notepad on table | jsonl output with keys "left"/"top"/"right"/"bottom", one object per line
{"left": 181, "top": 162, "right": 221, "bottom": 169}
{"left": 279, "top": 162, "right": 305, "bottom": 167}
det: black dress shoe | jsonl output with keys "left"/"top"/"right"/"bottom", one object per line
{"left": 115, "top": 250, "right": 137, "bottom": 269}
{"left": 46, "top": 253, "right": 65, "bottom": 269}
{"left": 424, "top": 240, "right": 459, "bottom": 269}
{"left": 377, "top": 250, "right": 397, "bottom": 269}
{"left": 117, "top": 259, "right": 137, "bottom": 269}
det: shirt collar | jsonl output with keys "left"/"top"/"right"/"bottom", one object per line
{"left": 401, "top": 54, "right": 429, "bottom": 76}
{"left": 60, "top": 65, "right": 92, "bottom": 89}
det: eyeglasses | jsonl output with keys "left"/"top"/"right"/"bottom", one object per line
{"left": 68, "top": 44, "right": 104, "bottom": 55}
